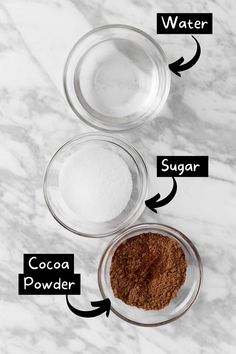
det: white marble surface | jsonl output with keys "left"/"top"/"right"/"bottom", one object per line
{"left": 0, "top": 0, "right": 236, "bottom": 353}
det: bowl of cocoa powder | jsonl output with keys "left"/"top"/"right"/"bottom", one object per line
{"left": 98, "top": 223, "right": 202, "bottom": 326}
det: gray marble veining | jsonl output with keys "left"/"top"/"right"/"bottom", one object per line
{"left": 0, "top": 0, "right": 236, "bottom": 353}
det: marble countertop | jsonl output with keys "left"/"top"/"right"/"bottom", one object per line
{"left": 0, "top": 0, "right": 236, "bottom": 353}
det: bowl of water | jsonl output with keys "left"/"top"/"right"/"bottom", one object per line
{"left": 64, "top": 25, "right": 170, "bottom": 131}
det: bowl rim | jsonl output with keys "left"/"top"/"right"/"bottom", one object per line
{"left": 63, "top": 24, "right": 171, "bottom": 132}
{"left": 98, "top": 222, "right": 203, "bottom": 326}
{"left": 43, "top": 133, "right": 148, "bottom": 238}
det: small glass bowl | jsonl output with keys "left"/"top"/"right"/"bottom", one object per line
{"left": 43, "top": 133, "right": 148, "bottom": 238}
{"left": 98, "top": 223, "right": 202, "bottom": 326}
{"left": 64, "top": 24, "right": 170, "bottom": 132}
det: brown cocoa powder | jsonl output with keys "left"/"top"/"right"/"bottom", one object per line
{"left": 110, "top": 232, "right": 187, "bottom": 310}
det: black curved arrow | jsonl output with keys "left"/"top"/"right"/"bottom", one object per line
{"left": 145, "top": 177, "right": 177, "bottom": 213}
{"left": 169, "top": 36, "right": 201, "bottom": 77}
{"left": 66, "top": 295, "right": 111, "bottom": 318}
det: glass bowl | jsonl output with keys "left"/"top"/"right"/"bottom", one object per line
{"left": 98, "top": 223, "right": 202, "bottom": 326}
{"left": 43, "top": 133, "right": 148, "bottom": 238}
{"left": 64, "top": 24, "right": 170, "bottom": 132}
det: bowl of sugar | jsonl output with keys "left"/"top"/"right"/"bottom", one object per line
{"left": 44, "top": 133, "right": 148, "bottom": 238}
{"left": 64, "top": 25, "right": 170, "bottom": 132}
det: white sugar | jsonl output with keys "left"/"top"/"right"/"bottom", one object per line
{"left": 59, "top": 146, "right": 133, "bottom": 222}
